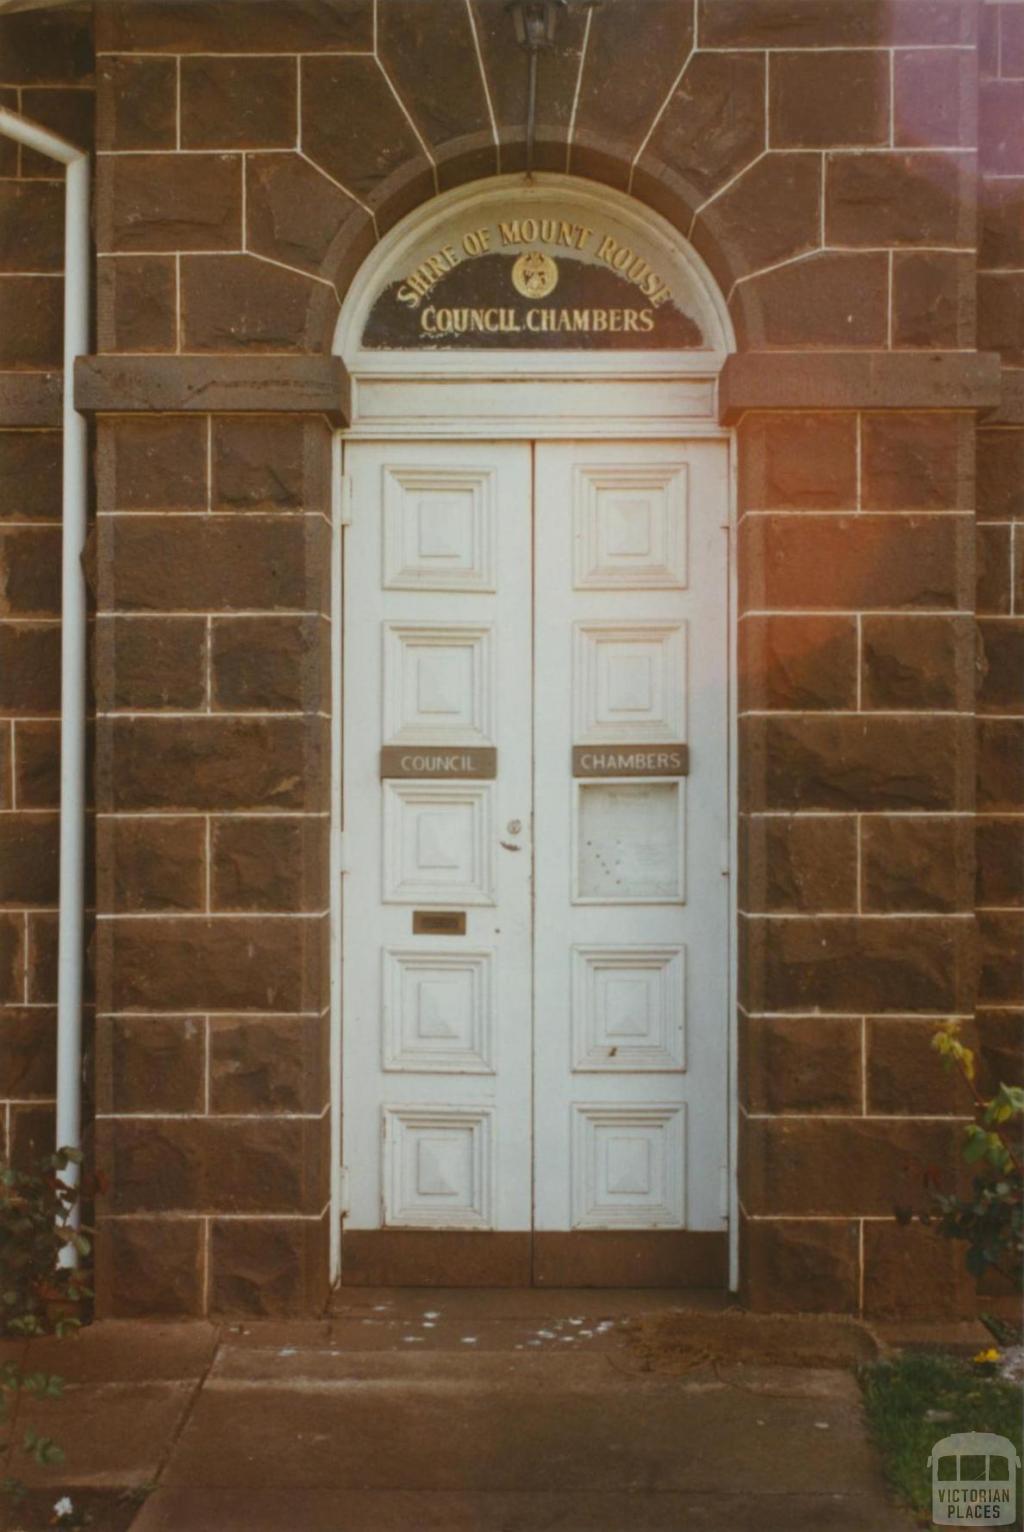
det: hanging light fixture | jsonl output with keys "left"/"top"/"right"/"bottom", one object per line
{"left": 506, "top": 0, "right": 604, "bottom": 175}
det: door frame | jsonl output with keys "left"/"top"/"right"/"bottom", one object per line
{"left": 329, "top": 173, "right": 738, "bottom": 1290}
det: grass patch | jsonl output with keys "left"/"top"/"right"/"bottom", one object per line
{"left": 861, "top": 1350, "right": 1024, "bottom": 1523}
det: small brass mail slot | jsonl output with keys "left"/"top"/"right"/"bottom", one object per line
{"left": 572, "top": 744, "right": 689, "bottom": 778}
{"left": 413, "top": 910, "right": 467, "bottom": 935}
{"left": 381, "top": 746, "right": 497, "bottom": 780}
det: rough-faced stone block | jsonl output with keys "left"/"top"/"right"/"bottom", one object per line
{"left": 979, "top": 910, "right": 1024, "bottom": 1004}
{"left": 98, "top": 417, "right": 207, "bottom": 513}
{"left": 26, "top": 912, "right": 58, "bottom": 1004}
{"left": 866, "top": 1016, "right": 973, "bottom": 1115}
{"left": 978, "top": 618, "right": 1024, "bottom": 713}
{"left": 976, "top": 1009, "right": 1024, "bottom": 1094}
{"left": 0, "top": 814, "right": 59, "bottom": 907}
{"left": 976, "top": 818, "right": 1024, "bottom": 907}
{"left": 697, "top": 0, "right": 974, "bottom": 49}
{"left": 211, "top": 417, "right": 327, "bottom": 512}
{"left": 0, "top": 278, "right": 62, "bottom": 368}
{"left": 980, "top": 178, "right": 1024, "bottom": 270}
{"left": 96, "top": 1, "right": 373, "bottom": 54}
{"left": 301, "top": 55, "right": 431, "bottom": 209}
{"left": 9, "top": 1104, "right": 55, "bottom": 1170}
{"left": 98, "top": 255, "right": 178, "bottom": 354}
{"left": 641, "top": 52, "right": 765, "bottom": 202}
{"left": 861, "top": 614, "right": 973, "bottom": 711}
{"left": 0, "top": 433, "right": 60, "bottom": 522}
{"left": 892, "top": 251, "right": 975, "bottom": 349}
{"left": 741, "top": 815, "right": 857, "bottom": 913}
{"left": 181, "top": 56, "right": 297, "bottom": 150}
{"left": 978, "top": 272, "right": 1024, "bottom": 366}
{"left": 97, "top": 716, "right": 325, "bottom": 813}
{"left": 573, "top": 0, "right": 693, "bottom": 153}
{"left": 96, "top": 1015, "right": 205, "bottom": 1114}
{"left": 741, "top": 1014, "right": 862, "bottom": 1113}
{"left": 0, "top": 6, "right": 93, "bottom": 83}
{"left": 738, "top": 413, "right": 857, "bottom": 510}
{"left": 862, "top": 817, "right": 972, "bottom": 914}
{"left": 770, "top": 49, "right": 888, "bottom": 147}
{"left": 861, "top": 413, "right": 973, "bottom": 511}
{"left": 0, "top": 1010, "right": 56, "bottom": 1098}
{"left": 0, "top": 528, "right": 62, "bottom": 617}
{"left": 97, "top": 816, "right": 205, "bottom": 914}
{"left": 94, "top": 615, "right": 207, "bottom": 711}
{"left": 977, "top": 429, "right": 1024, "bottom": 521}
{"left": 210, "top": 1215, "right": 329, "bottom": 1317}
{"left": 732, "top": 251, "right": 888, "bottom": 348}
{"left": 12, "top": 722, "right": 61, "bottom": 810}
{"left": 97, "top": 55, "right": 177, "bottom": 150}
{"left": 692, "top": 152, "right": 821, "bottom": 287}
{"left": 18, "top": 87, "right": 94, "bottom": 176}
{"left": 862, "top": 1220, "right": 975, "bottom": 1320}
{"left": 97, "top": 154, "right": 243, "bottom": 254}
{"left": 0, "top": 916, "right": 22, "bottom": 1004}
{"left": 741, "top": 513, "right": 970, "bottom": 611}
{"left": 894, "top": 48, "right": 977, "bottom": 149}
{"left": 180, "top": 254, "right": 335, "bottom": 352}
{"left": 210, "top": 817, "right": 326, "bottom": 913}
{"left": 977, "top": 719, "right": 1024, "bottom": 811}
{"left": 211, "top": 615, "right": 326, "bottom": 712}
{"left": 0, "top": 183, "right": 63, "bottom": 274}
{"left": 981, "top": 80, "right": 1024, "bottom": 174}
{"left": 209, "top": 1015, "right": 325, "bottom": 1113}
{"left": 976, "top": 525, "right": 1012, "bottom": 616}
{"left": 245, "top": 154, "right": 367, "bottom": 279}
{"left": 827, "top": 151, "right": 974, "bottom": 248}
{"left": 0, "top": 729, "right": 9, "bottom": 812}
{"left": 0, "top": 625, "right": 60, "bottom": 715}
{"left": 745, "top": 714, "right": 973, "bottom": 812}
{"left": 745, "top": 913, "right": 975, "bottom": 1013}
{"left": 739, "top": 615, "right": 858, "bottom": 710}
{"left": 95, "top": 1218, "right": 203, "bottom": 1320}
{"left": 740, "top": 1215, "right": 859, "bottom": 1315}
{"left": 378, "top": 0, "right": 492, "bottom": 149}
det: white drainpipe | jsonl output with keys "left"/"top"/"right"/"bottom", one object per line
{"left": 0, "top": 108, "right": 90, "bottom": 1257}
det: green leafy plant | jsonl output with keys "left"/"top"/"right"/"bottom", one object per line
{"left": 0, "top": 1147, "right": 91, "bottom": 1506}
{"left": 910, "top": 1024, "right": 1024, "bottom": 1282}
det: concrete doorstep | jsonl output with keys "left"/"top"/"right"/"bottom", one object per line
{"left": 0, "top": 1293, "right": 917, "bottom": 1532}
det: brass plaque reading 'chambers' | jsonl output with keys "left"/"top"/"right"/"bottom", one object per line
{"left": 381, "top": 747, "right": 497, "bottom": 780}
{"left": 572, "top": 745, "right": 689, "bottom": 778}
{"left": 412, "top": 910, "right": 467, "bottom": 936}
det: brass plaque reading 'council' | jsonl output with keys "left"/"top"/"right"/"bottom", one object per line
{"left": 381, "top": 747, "right": 497, "bottom": 780}
{"left": 572, "top": 745, "right": 689, "bottom": 778}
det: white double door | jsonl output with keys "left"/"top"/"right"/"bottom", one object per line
{"left": 342, "top": 437, "right": 730, "bottom": 1244}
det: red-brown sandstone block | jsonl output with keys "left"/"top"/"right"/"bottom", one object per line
{"left": 1002, "top": 7, "right": 1024, "bottom": 76}
{"left": 211, "top": 615, "right": 327, "bottom": 712}
{"left": 211, "top": 817, "right": 326, "bottom": 913}
{"left": 26, "top": 912, "right": 57, "bottom": 1004}
{"left": 211, "top": 417, "right": 328, "bottom": 512}
{"left": 209, "top": 1015, "right": 326, "bottom": 1113}
{"left": 861, "top": 413, "right": 973, "bottom": 511}
{"left": 976, "top": 818, "right": 1024, "bottom": 907}
{"left": 0, "top": 279, "right": 61, "bottom": 368}
{"left": 866, "top": 1016, "right": 974, "bottom": 1115}
{"left": 826, "top": 152, "right": 974, "bottom": 248}
{"left": 0, "top": 1010, "right": 56, "bottom": 1098}
{"left": 692, "top": 153, "right": 820, "bottom": 288}
{"left": 697, "top": 0, "right": 974, "bottom": 48}
{"left": 733, "top": 251, "right": 888, "bottom": 348}
{"left": 18, "top": 88, "right": 94, "bottom": 177}
{"left": 862, "top": 1220, "right": 975, "bottom": 1320}
{"left": 0, "top": 730, "right": 9, "bottom": 812}
{"left": 381, "top": 0, "right": 500, "bottom": 150}
{"left": 741, "top": 1014, "right": 862, "bottom": 1113}
{"left": 770, "top": 50, "right": 888, "bottom": 148}
{"left": 0, "top": 184, "right": 63, "bottom": 274}
{"left": 981, "top": 80, "right": 1024, "bottom": 173}
{"left": 0, "top": 814, "right": 59, "bottom": 907}
{"left": 94, "top": 615, "right": 207, "bottom": 711}
{"left": 741, "top": 815, "right": 857, "bottom": 913}
{"left": 744, "top": 913, "right": 976, "bottom": 1013}
{"left": 181, "top": 56, "right": 297, "bottom": 150}
{"left": 96, "top": 914, "right": 323, "bottom": 1014}
{"left": 978, "top": 272, "right": 1024, "bottom": 365}
{"left": 1016, "top": 524, "right": 1024, "bottom": 611}
{"left": 97, "top": 256, "right": 177, "bottom": 353}
{"left": 209, "top": 1214, "right": 329, "bottom": 1317}
{"left": 97, "top": 716, "right": 325, "bottom": 812}
{"left": 977, "top": 718, "right": 1024, "bottom": 810}
{"left": 9, "top": 1105, "right": 55, "bottom": 1171}
{"left": 0, "top": 7, "right": 93, "bottom": 83}
{"left": 97, "top": 56, "right": 177, "bottom": 150}
{"left": 741, "top": 1116, "right": 966, "bottom": 1217}
{"left": 891, "top": 252, "right": 975, "bottom": 349}
{"left": 94, "top": 1217, "right": 203, "bottom": 1320}
{"left": 976, "top": 1009, "right": 1024, "bottom": 1093}
{"left": 978, "top": 618, "right": 1024, "bottom": 713}
{"left": 301, "top": 55, "right": 431, "bottom": 211}
{"left": 246, "top": 153, "right": 369, "bottom": 279}
{"left": 95, "top": 1015, "right": 204, "bottom": 1114}
{"left": 180, "top": 254, "right": 336, "bottom": 352}
{"left": 862, "top": 817, "right": 972, "bottom": 915}
{"left": 741, "top": 514, "right": 970, "bottom": 611}
{"left": 740, "top": 1215, "right": 859, "bottom": 1315}
{"left": 97, "top": 1, "right": 373, "bottom": 53}
{"left": 97, "top": 417, "right": 207, "bottom": 513}
{"left": 97, "top": 816, "right": 205, "bottom": 914}
{"left": 12, "top": 722, "right": 59, "bottom": 809}
{"left": 99, "top": 515, "right": 328, "bottom": 614}
{"left": 638, "top": 52, "right": 765, "bottom": 203}
{"left": 0, "top": 433, "right": 60, "bottom": 522}
{"left": 976, "top": 525, "right": 1012, "bottom": 616}
{"left": 739, "top": 615, "right": 858, "bottom": 710}
{"left": 979, "top": 910, "right": 1024, "bottom": 1004}
{"left": 0, "top": 917, "right": 22, "bottom": 1005}
{"left": 738, "top": 413, "right": 857, "bottom": 511}
{"left": 894, "top": 48, "right": 977, "bottom": 149}
{"left": 0, "top": 90, "right": 14, "bottom": 177}
{"left": 744, "top": 714, "right": 973, "bottom": 811}
{"left": 97, "top": 154, "right": 242, "bottom": 254}
{"left": 979, "top": 178, "right": 1024, "bottom": 270}
{"left": 0, "top": 625, "right": 60, "bottom": 715}
{"left": 977, "top": 429, "right": 1024, "bottom": 521}
{"left": 861, "top": 614, "right": 973, "bottom": 710}
{"left": 0, "top": 529, "right": 61, "bottom": 617}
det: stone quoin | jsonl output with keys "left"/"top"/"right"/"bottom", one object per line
{"left": 0, "top": 0, "right": 1019, "bottom": 1324}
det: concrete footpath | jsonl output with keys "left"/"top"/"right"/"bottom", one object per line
{"left": 2, "top": 1289, "right": 919, "bottom": 1532}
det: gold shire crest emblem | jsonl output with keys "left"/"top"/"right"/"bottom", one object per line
{"left": 511, "top": 249, "right": 559, "bottom": 300}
